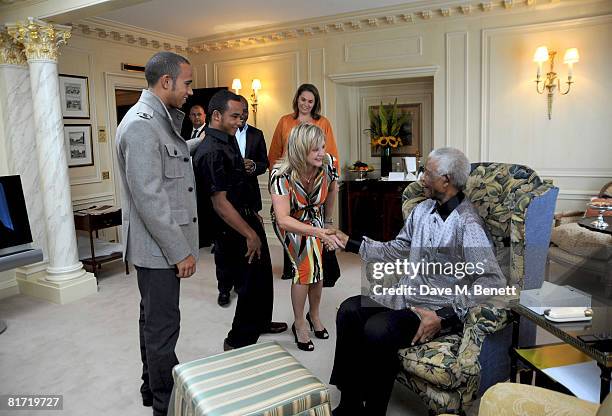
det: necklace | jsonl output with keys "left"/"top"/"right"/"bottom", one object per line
{"left": 302, "top": 169, "right": 317, "bottom": 185}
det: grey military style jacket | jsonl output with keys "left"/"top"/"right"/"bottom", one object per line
{"left": 116, "top": 89, "right": 199, "bottom": 269}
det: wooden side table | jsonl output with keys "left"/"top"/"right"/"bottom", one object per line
{"left": 74, "top": 207, "right": 128, "bottom": 277}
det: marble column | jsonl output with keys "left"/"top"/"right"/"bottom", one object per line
{"left": 0, "top": 30, "right": 49, "bottom": 261}
{"left": 7, "top": 18, "right": 95, "bottom": 302}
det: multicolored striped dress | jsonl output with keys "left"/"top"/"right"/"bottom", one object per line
{"left": 270, "top": 153, "right": 339, "bottom": 285}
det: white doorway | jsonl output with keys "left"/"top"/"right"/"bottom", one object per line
{"left": 103, "top": 72, "right": 146, "bottom": 210}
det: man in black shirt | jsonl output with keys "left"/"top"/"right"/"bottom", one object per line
{"left": 193, "top": 90, "right": 287, "bottom": 350}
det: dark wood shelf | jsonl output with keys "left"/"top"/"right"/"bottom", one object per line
{"left": 339, "top": 179, "right": 412, "bottom": 242}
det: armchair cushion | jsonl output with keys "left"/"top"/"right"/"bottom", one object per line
{"left": 478, "top": 383, "right": 600, "bottom": 416}
{"left": 397, "top": 306, "right": 511, "bottom": 413}
{"left": 550, "top": 222, "right": 612, "bottom": 260}
{"left": 399, "top": 334, "right": 462, "bottom": 389}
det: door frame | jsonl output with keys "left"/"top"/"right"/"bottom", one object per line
{"left": 103, "top": 72, "right": 146, "bottom": 209}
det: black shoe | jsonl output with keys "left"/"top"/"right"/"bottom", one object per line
{"left": 217, "top": 292, "right": 230, "bottom": 307}
{"left": 332, "top": 405, "right": 364, "bottom": 416}
{"left": 306, "top": 312, "right": 329, "bottom": 339}
{"left": 223, "top": 338, "right": 235, "bottom": 351}
{"left": 291, "top": 323, "right": 314, "bottom": 351}
{"left": 280, "top": 274, "right": 292, "bottom": 280}
{"left": 141, "top": 393, "right": 153, "bottom": 407}
{"left": 261, "top": 321, "right": 288, "bottom": 334}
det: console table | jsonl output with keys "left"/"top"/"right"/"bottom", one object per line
{"left": 74, "top": 207, "right": 127, "bottom": 277}
{"left": 339, "top": 179, "right": 412, "bottom": 242}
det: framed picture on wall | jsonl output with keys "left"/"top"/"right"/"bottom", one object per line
{"left": 59, "top": 74, "right": 90, "bottom": 118}
{"left": 64, "top": 124, "right": 93, "bottom": 167}
{"left": 369, "top": 102, "right": 422, "bottom": 157}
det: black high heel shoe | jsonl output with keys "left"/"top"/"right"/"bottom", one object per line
{"left": 306, "top": 312, "right": 329, "bottom": 339}
{"left": 292, "top": 323, "right": 314, "bottom": 351}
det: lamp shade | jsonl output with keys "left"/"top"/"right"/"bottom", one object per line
{"left": 563, "top": 48, "right": 579, "bottom": 64}
{"left": 533, "top": 46, "right": 549, "bottom": 63}
{"left": 231, "top": 78, "right": 242, "bottom": 91}
{"left": 251, "top": 79, "right": 262, "bottom": 91}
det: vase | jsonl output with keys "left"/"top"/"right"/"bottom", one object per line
{"left": 380, "top": 146, "right": 392, "bottom": 178}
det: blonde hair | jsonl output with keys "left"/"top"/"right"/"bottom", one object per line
{"left": 275, "top": 123, "right": 325, "bottom": 183}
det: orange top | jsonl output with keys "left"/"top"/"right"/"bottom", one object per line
{"left": 267, "top": 113, "right": 340, "bottom": 171}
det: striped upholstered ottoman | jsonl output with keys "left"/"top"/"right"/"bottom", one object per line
{"left": 170, "top": 341, "right": 331, "bottom": 416}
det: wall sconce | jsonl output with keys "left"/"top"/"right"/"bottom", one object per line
{"left": 250, "top": 79, "right": 262, "bottom": 127}
{"left": 230, "top": 78, "right": 262, "bottom": 126}
{"left": 231, "top": 78, "right": 242, "bottom": 94}
{"left": 533, "top": 46, "right": 579, "bottom": 119}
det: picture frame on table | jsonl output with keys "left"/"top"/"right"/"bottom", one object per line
{"left": 64, "top": 124, "right": 93, "bottom": 167}
{"left": 59, "top": 74, "right": 90, "bottom": 119}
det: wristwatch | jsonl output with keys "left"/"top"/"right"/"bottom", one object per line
{"left": 435, "top": 307, "right": 458, "bottom": 329}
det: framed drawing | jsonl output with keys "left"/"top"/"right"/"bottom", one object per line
{"left": 64, "top": 124, "right": 93, "bottom": 167}
{"left": 369, "top": 102, "right": 422, "bottom": 157}
{"left": 59, "top": 74, "right": 90, "bottom": 118}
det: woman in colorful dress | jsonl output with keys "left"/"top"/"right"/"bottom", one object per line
{"left": 270, "top": 123, "right": 341, "bottom": 351}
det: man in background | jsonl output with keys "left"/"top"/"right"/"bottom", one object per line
{"left": 184, "top": 104, "right": 206, "bottom": 155}
{"left": 115, "top": 51, "right": 198, "bottom": 416}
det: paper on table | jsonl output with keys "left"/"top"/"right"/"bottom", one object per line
{"left": 405, "top": 172, "right": 417, "bottom": 181}
{"left": 387, "top": 172, "right": 406, "bottom": 181}
{"left": 542, "top": 360, "right": 611, "bottom": 403}
{"left": 404, "top": 156, "right": 416, "bottom": 172}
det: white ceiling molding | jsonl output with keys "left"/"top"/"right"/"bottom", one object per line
{"left": 185, "top": 0, "right": 582, "bottom": 53}
{"left": 71, "top": 17, "right": 188, "bottom": 53}
{"left": 0, "top": 0, "right": 35, "bottom": 9}
{"left": 328, "top": 66, "right": 439, "bottom": 85}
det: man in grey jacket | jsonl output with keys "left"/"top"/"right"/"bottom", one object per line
{"left": 116, "top": 51, "right": 198, "bottom": 416}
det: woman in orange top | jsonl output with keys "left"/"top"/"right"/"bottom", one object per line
{"left": 268, "top": 83, "right": 339, "bottom": 170}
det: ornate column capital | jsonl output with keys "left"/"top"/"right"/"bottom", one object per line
{"left": 0, "top": 29, "right": 27, "bottom": 66}
{"left": 6, "top": 18, "right": 71, "bottom": 63}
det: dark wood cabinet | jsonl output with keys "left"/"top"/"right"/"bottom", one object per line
{"left": 339, "top": 180, "right": 412, "bottom": 242}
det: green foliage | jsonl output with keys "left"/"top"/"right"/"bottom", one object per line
{"left": 368, "top": 98, "right": 410, "bottom": 138}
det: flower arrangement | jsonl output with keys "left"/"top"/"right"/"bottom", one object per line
{"left": 368, "top": 99, "right": 410, "bottom": 150}
{"left": 372, "top": 136, "right": 402, "bottom": 148}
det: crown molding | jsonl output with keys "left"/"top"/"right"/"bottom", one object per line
{"left": 186, "top": 0, "right": 596, "bottom": 53}
{"left": 0, "top": 0, "right": 41, "bottom": 11}
{"left": 70, "top": 17, "right": 188, "bottom": 53}
{"left": 328, "top": 66, "right": 439, "bottom": 84}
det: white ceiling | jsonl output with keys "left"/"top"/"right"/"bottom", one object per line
{"left": 98, "top": 0, "right": 419, "bottom": 39}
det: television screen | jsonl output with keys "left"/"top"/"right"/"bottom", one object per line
{"left": 0, "top": 175, "right": 33, "bottom": 252}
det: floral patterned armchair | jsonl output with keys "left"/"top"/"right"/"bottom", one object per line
{"left": 396, "top": 162, "right": 559, "bottom": 415}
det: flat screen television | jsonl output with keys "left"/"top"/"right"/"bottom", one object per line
{"left": 0, "top": 175, "right": 33, "bottom": 256}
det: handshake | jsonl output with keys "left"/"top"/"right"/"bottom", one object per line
{"left": 317, "top": 227, "right": 349, "bottom": 251}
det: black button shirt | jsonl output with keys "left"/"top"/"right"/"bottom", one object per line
{"left": 193, "top": 126, "right": 252, "bottom": 214}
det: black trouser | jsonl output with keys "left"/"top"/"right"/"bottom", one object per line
{"left": 214, "top": 241, "right": 233, "bottom": 294}
{"left": 137, "top": 266, "right": 180, "bottom": 416}
{"left": 330, "top": 295, "right": 421, "bottom": 415}
{"left": 216, "top": 212, "right": 274, "bottom": 347}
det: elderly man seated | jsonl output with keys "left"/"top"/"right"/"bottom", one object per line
{"left": 332, "top": 147, "right": 509, "bottom": 416}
